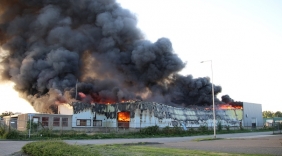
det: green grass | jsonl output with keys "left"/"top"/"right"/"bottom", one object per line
{"left": 22, "top": 140, "right": 99, "bottom": 156}
{"left": 22, "top": 140, "right": 259, "bottom": 156}
{"left": 192, "top": 137, "right": 224, "bottom": 142}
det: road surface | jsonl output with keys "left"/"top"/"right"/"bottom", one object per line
{"left": 0, "top": 131, "right": 281, "bottom": 156}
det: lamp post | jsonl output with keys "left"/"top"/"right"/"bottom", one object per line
{"left": 201, "top": 60, "right": 216, "bottom": 139}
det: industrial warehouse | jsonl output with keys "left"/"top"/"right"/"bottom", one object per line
{"left": 2, "top": 101, "right": 263, "bottom": 132}
{"left": 71, "top": 101, "right": 263, "bottom": 131}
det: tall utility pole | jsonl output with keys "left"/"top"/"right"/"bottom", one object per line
{"left": 201, "top": 60, "right": 216, "bottom": 139}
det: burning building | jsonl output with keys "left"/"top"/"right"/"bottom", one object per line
{"left": 69, "top": 101, "right": 263, "bottom": 131}
{"left": 0, "top": 0, "right": 263, "bottom": 131}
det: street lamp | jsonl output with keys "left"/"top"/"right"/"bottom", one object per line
{"left": 201, "top": 60, "right": 216, "bottom": 139}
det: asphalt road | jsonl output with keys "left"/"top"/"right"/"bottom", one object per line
{"left": 65, "top": 131, "right": 275, "bottom": 145}
{"left": 0, "top": 131, "right": 281, "bottom": 156}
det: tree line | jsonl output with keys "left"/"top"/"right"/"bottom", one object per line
{"left": 0, "top": 111, "right": 14, "bottom": 118}
{"left": 263, "top": 111, "right": 282, "bottom": 118}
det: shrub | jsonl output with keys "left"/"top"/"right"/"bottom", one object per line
{"left": 198, "top": 125, "right": 209, "bottom": 133}
{"left": 171, "top": 126, "right": 184, "bottom": 135}
{"left": 188, "top": 127, "right": 195, "bottom": 134}
{"left": 217, "top": 121, "right": 222, "bottom": 131}
{"left": 162, "top": 126, "right": 172, "bottom": 135}
{"left": 140, "top": 125, "right": 159, "bottom": 135}
{"left": 2, "top": 129, "right": 20, "bottom": 139}
{"left": 240, "top": 126, "right": 244, "bottom": 131}
{"left": 22, "top": 140, "right": 99, "bottom": 156}
{"left": 225, "top": 125, "right": 230, "bottom": 131}
{"left": 162, "top": 126, "right": 184, "bottom": 135}
{"left": 0, "top": 125, "right": 6, "bottom": 138}
{"left": 26, "top": 121, "right": 39, "bottom": 132}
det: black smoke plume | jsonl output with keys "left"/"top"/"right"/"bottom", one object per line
{"left": 221, "top": 95, "right": 234, "bottom": 104}
{"left": 0, "top": 0, "right": 223, "bottom": 113}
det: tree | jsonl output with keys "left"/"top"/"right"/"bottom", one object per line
{"left": 262, "top": 111, "right": 274, "bottom": 118}
{"left": 273, "top": 111, "right": 282, "bottom": 117}
{"left": 0, "top": 111, "right": 14, "bottom": 118}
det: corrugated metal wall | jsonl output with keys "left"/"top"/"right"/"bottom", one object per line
{"left": 243, "top": 102, "right": 263, "bottom": 127}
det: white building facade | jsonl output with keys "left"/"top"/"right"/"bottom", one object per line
{"left": 69, "top": 101, "right": 263, "bottom": 131}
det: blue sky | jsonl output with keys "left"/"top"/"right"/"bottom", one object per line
{"left": 116, "top": 0, "right": 282, "bottom": 112}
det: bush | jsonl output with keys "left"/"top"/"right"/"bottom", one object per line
{"left": 162, "top": 126, "right": 184, "bottom": 135}
{"left": 37, "top": 128, "right": 54, "bottom": 137}
{"left": 0, "top": 125, "right": 6, "bottom": 138}
{"left": 198, "top": 125, "right": 209, "bottom": 133}
{"left": 225, "top": 125, "right": 230, "bottom": 131}
{"left": 188, "top": 127, "right": 195, "bottom": 135}
{"left": 217, "top": 121, "right": 222, "bottom": 131}
{"left": 240, "top": 126, "right": 244, "bottom": 131}
{"left": 22, "top": 140, "right": 100, "bottom": 156}
{"left": 171, "top": 126, "right": 184, "bottom": 135}
{"left": 140, "top": 125, "right": 159, "bottom": 135}
{"left": 161, "top": 126, "right": 172, "bottom": 135}
{"left": 2, "top": 129, "right": 20, "bottom": 139}
{"left": 26, "top": 121, "right": 39, "bottom": 132}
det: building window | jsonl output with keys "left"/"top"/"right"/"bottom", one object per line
{"left": 33, "top": 117, "right": 39, "bottom": 123}
{"left": 93, "top": 120, "right": 102, "bottom": 127}
{"left": 62, "top": 118, "right": 68, "bottom": 127}
{"left": 42, "top": 117, "right": 49, "bottom": 126}
{"left": 53, "top": 117, "right": 60, "bottom": 127}
{"left": 76, "top": 119, "right": 90, "bottom": 126}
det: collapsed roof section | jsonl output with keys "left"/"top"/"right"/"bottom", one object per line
{"left": 72, "top": 101, "right": 243, "bottom": 127}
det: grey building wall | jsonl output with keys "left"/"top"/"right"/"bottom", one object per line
{"left": 2, "top": 115, "right": 18, "bottom": 129}
{"left": 17, "top": 113, "right": 72, "bottom": 131}
{"left": 243, "top": 102, "right": 263, "bottom": 127}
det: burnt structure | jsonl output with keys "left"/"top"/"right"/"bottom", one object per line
{"left": 71, "top": 101, "right": 244, "bottom": 130}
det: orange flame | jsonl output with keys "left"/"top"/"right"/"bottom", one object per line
{"left": 118, "top": 112, "right": 130, "bottom": 122}
{"left": 219, "top": 104, "right": 243, "bottom": 110}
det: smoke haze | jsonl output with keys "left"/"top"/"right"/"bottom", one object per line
{"left": 0, "top": 0, "right": 224, "bottom": 113}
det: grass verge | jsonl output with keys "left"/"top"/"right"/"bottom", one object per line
{"left": 192, "top": 137, "right": 224, "bottom": 142}
{"left": 22, "top": 140, "right": 99, "bottom": 156}
{"left": 21, "top": 140, "right": 260, "bottom": 156}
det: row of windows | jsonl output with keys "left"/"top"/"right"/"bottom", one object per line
{"left": 33, "top": 117, "right": 69, "bottom": 127}
{"left": 76, "top": 119, "right": 102, "bottom": 127}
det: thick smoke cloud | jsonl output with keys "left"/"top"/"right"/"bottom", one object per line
{"left": 0, "top": 0, "right": 223, "bottom": 113}
{"left": 221, "top": 95, "right": 234, "bottom": 104}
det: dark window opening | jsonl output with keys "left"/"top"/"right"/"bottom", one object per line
{"left": 76, "top": 119, "right": 90, "bottom": 126}
{"left": 62, "top": 118, "right": 68, "bottom": 127}
{"left": 53, "top": 117, "right": 60, "bottom": 127}
{"left": 42, "top": 117, "right": 49, "bottom": 126}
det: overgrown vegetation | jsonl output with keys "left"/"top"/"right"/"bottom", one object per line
{"left": 0, "top": 124, "right": 273, "bottom": 140}
{"left": 0, "top": 125, "right": 21, "bottom": 139}
{"left": 217, "top": 121, "right": 222, "bottom": 131}
{"left": 26, "top": 121, "right": 39, "bottom": 132}
{"left": 22, "top": 140, "right": 255, "bottom": 156}
{"left": 225, "top": 125, "right": 230, "bottom": 131}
